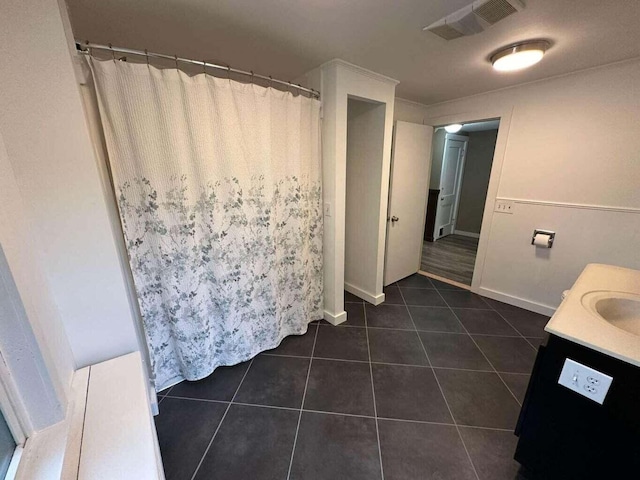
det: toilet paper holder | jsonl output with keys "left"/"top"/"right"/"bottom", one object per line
{"left": 531, "top": 229, "right": 555, "bottom": 248}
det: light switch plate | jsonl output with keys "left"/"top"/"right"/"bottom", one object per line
{"left": 324, "top": 202, "right": 331, "bottom": 217}
{"left": 558, "top": 358, "right": 613, "bottom": 405}
{"left": 494, "top": 199, "right": 514, "bottom": 214}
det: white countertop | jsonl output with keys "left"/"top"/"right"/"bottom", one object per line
{"left": 545, "top": 263, "right": 640, "bottom": 367}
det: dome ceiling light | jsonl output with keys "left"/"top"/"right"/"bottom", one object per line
{"left": 444, "top": 124, "right": 463, "bottom": 133}
{"left": 490, "top": 40, "right": 551, "bottom": 72}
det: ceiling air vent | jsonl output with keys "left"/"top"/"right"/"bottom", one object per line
{"left": 474, "top": 0, "right": 521, "bottom": 25}
{"left": 423, "top": 0, "right": 525, "bottom": 40}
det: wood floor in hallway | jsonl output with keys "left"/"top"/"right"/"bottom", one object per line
{"left": 421, "top": 234, "right": 479, "bottom": 286}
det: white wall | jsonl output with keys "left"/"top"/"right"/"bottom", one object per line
{"left": 395, "top": 59, "right": 640, "bottom": 313}
{"left": 345, "top": 99, "right": 387, "bottom": 298}
{"left": 0, "top": 132, "right": 72, "bottom": 432}
{"left": 298, "top": 60, "right": 398, "bottom": 322}
{"left": 0, "top": 0, "right": 142, "bottom": 369}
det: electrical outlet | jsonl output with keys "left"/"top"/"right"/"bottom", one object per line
{"left": 494, "top": 199, "right": 514, "bottom": 214}
{"left": 558, "top": 358, "right": 613, "bottom": 405}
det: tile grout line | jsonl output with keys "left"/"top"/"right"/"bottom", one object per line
{"left": 286, "top": 322, "right": 320, "bottom": 480}
{"left": 364, "top": 300, "right": 385, "bottom": 480}
{"left": 159, "top": 393, "right": 515, "bottom": 432}
{"left": 445, "top": 306, "right": 526, "bottom": 407}
{"left": 486, "top": 303, "right": 542, "bottom": 351}
{"left": 190, "top": 357, "right": 255, "bottom": 480}
{"left": 404, "top": 285, "right": 481, "bottom": 480}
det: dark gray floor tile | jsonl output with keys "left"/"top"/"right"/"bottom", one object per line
{"left": 396, "top": 273, "right": 434, "bottom": 288}
{"left": 379, "top": 420, "right": 476, "bottom": 480}
{"left": 473, "top": 336, "right": 537, "bottom": 374}
{"left": 454, "top": 309, "right": 520, "bottom": 336}
{"left": 155, "top": 397, "right": 227, "bottom": 480}
{"left": 344, "top": 302, "right": 366, "bottom": 326}
{"left": 314, "top": 325, "right": 369, "bottom": 361}
{"left": 483, "top": 297, "right": 524, "bottom": 313}
{"left": 430, "top": 278, "right": 467, "bottom": 291}
{"left": 290, "top": 412, "right": 381, "bottom": 480}
{"left": 419, "top": 332, "right": 492, "bottom": 370}
{"left": 345, "top": 290, "right": 363, "bottom": 303}
{"left": 410, "top": 306, "right": 464, "bottom": 332}
{"left": 440, "top": 290, "right": 490, "bottom": 309}
{"left": 157, "top": 385, "right": 173, "bottom": 396}
{"left": 459, "top": 427, "right": 529, "bottom": 480}
{"left": 234, "top": 355, "right": 309, "bottom": 408}
{"left": 383, "top": 285, "right": 404, "bottom": 305}
{"left": 169, "top": 361, "right": 250, "bottom": 401}
{"left": 304, "top": 359, "right": 374, "bottom": 416}
{"left": 500, "top": 373, "right": 530, "bottom": 404}
{"left": 365, "top": 304, "right": 414, "bottom": 329}
{"left": 499, "top": 310, "right": 550, "bottom": 338}
{"left": 372, "top": 364, "right": 452, "bottom": 423}
{"left": 400, "top": 288, "right": 447, "bottom": 307}
{"left": 526, "top": 336, "right": 545, "bottom": 350}
{"left": 435, "top": 369, "right": 521, "bottom": 429}
{"left": 195, "top": 404, "right": 298, "bottom": 480}
{"left": 266, "top": 324, "right": 317, "bottom": 357}
{"left": 368, "top": 329, "right": 428, "bottom": 365}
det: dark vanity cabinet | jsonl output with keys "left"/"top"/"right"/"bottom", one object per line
{"left": 515, "top": 335, "right": 640, "bottom": 479}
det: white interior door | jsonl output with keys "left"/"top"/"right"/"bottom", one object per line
{"left": 384, "top": 121, "right": 433, "bottom": 286}
{"left": 434, "top": 135, "right": 468, "bottom": 239}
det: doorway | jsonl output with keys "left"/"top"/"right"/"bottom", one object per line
{"left": 421, "top": 120, "right": 500, "bottom": 286}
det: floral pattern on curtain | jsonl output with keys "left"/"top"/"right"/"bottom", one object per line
{"left": 90, "top": 59, "right": 323, "bottom": 390}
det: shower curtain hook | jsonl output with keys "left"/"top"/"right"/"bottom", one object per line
{"left": 269, "top": 75, "right": 273, "bottom": 89}
{"left": 174, "top": 54, "right": 179, "bottom": 70}
{"left": 109, "top": 43, "right": 115, "bottom": 62}
{"left": 202, "top": 60, "right": 207, "bottom": 75}
{"left": 85, "top": 40, "right": 92, "bottom": 57}
{"left": 227, "top": 65, "right": 231, "bottom": 82}
{"left": 250, "top": 70, "right": 254, "bottom": 85}
{"left": 144, "top": 49, "right": 149, "bottom": 66}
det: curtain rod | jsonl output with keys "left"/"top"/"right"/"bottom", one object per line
{"left": 75, "top": 41, "right": 320, "bottom": 99}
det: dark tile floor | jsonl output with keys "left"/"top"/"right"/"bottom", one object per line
{"left": 155, "top": 274, "right": 549, "bottom": 480}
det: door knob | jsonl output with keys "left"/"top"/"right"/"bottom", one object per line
{"left": 391, "top": 216, "right": 399, "bottom": 223}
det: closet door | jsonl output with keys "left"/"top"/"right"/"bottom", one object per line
{"left": 434, "top": 134, "right": 468, "bottom": 239}
{"left": 384, "top": 121, "right": 433, "bottom": 286}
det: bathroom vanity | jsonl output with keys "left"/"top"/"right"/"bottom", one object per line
{"left": 514, "top": 264, "right": 640, "bottom": 479}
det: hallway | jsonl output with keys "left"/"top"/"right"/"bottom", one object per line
{"left": 421, "top": 235, "right": 479, "bottom": 285}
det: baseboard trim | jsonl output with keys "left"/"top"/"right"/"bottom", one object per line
{"left": 344, "top": 282, "right": 385, "bottom": 306}
{"left": 477, "top": 287, "right": 557, "bottom": 317}
{"left": 324, "top": 309, "right": 347, "bottom": 326}
{"left": 454, "top": 230, "right": 480, "bottom": 239}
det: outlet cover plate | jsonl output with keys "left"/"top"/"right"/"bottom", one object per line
{"left": 558, "top": 358, "right": 613, "bottom": 405}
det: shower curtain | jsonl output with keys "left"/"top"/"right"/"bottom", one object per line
{"left": 90, "top": 58, "right": 323, "bottom": 390}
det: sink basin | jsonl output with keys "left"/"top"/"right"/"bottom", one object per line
{"left": 582, "top": 291, "right": 640, "bottom": 336}
{"left": 546, "top": 264, "right": 640, "bottom": 367}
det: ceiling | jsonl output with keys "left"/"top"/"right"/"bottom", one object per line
{"left": 65, "top": 0, "right": 640, "bottom": 105}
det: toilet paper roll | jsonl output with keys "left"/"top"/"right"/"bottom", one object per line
{"left": 533, "top": 233, "right": 552, "bottom": 247}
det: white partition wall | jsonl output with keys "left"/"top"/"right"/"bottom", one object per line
{"left": 298, "top": 60, "right": 398, "bottom": 324}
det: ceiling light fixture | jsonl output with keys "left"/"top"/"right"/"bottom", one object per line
{"left": 490, "top": 40, "right": 550, "bottom": 72}
{"left": 444, "top": 124, "right": 463, "bottom": 133}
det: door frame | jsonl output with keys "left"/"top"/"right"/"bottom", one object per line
{"left": 433, "top": 133, "right": 469, "bottom": 240}
{"left": 420, "top": 108, "right": 513, "bottom": 292}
